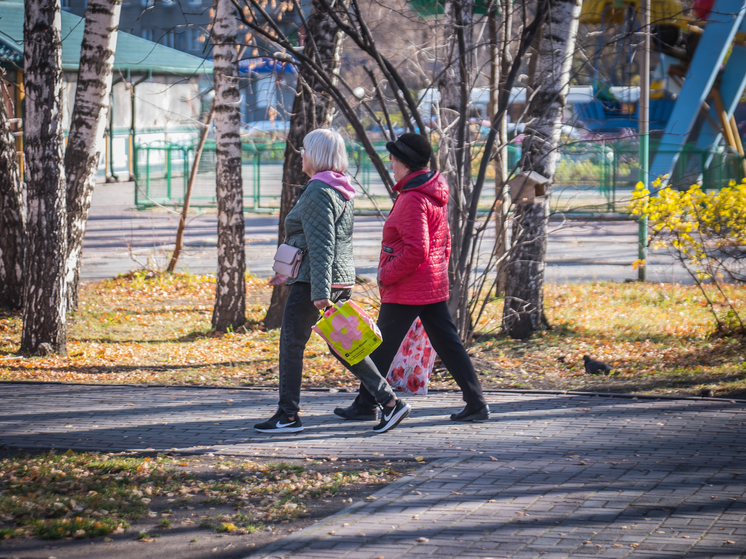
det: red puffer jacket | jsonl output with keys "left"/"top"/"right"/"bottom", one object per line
{"left": 378, "top": 169, "right": 451, "bottom": 305}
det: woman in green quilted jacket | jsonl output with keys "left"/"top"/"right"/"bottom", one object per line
{"left": 254, "top": 129, "right": 410, "bottom": 435}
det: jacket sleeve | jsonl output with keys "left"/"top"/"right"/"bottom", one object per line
{"left": 300, "top": 187, "right": 338, "bottom": 301}
{"left": 378, "top": 194, "right": 430, "bottom": 287}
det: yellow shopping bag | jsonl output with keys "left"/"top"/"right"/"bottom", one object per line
{"left": 312, "top": 300, "right": 383, "bottom": 365}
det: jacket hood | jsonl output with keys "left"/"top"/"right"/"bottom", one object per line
{"left": 311, "top": 170, "right": 356, "bottom": 200}
{"left": 394, "top": 169, "right": 448, "bottom": 207}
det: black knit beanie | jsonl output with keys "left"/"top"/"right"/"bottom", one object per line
{"left": 386, "top": 133, "right": 431, "bottom": 169}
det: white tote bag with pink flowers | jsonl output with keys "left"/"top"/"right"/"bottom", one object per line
{"left": 386, "top": 318, "right": 436, "bottom": 395}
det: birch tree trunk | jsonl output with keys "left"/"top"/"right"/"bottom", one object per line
{"left": 502, "top": 0, "right": 582, "bottom": 339}
{"left": 211, "top": 0, "right": 246, "bottom": 332}
{"left": 263, "top": 0, "right": 346, "bottom": 329}
{"left": 21, "top": 0, "right": 68, "bottom": 355}
{"left": 64, "top": 0, "right": 121, "bottom": 312}
{"left": 0, "top": 92, "right": 25, "bottom": 310}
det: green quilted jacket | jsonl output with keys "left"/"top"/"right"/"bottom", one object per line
{"left": 284, "top": 180, "right": 355, "bottom": 300}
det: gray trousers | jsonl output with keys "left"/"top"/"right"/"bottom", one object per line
{"left": 278, "top": 282, "right": 396, "bottom": 415}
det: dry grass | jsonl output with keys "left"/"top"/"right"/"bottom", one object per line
{"left": 1, "top": 272, "right": 745, "bottom": 399}
{"left": 0, "top": 450, "right": 404, "bottom": 541}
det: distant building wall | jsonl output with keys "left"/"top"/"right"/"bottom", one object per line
{"left": 63, "top": 0, "right": 303, "bottom": 128}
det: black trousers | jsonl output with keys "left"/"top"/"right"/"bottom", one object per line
{"left": 354, "top": 301, "right": 487, "bottom": 411}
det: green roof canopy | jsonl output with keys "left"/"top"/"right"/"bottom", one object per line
{"left": 408, "top": 0, "right": 496, "bottom": 18}
{"left": 0, "top": 0, "right": 212, "bottom": 75}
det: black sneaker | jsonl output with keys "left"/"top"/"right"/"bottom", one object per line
{"left": 450, "top": 404, "right": 490, "bottom": 422}
{"left": 373, "top": 399, "right": 411, "bottom": 433}
{"left": 334, "top": 403, "right": 378, "bottom": 421}
{"left": 254, "top": 409, "right": 304, "bottom": 433}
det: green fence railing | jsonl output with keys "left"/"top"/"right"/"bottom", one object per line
{"left": 134, "top": 139, "right": 375, "bottom": 211}
{"left": 134, "top": 139, "right": 745, "bottom": 214}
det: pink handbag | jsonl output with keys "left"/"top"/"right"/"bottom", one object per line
{"left": 272, "top": 244, "right": 305, "bottom": 278}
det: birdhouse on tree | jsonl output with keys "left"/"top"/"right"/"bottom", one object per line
{"left": 509, "top": 171, "right": 550, "bottom": 202}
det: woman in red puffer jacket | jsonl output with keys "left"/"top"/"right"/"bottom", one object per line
{"left": 334, "top": 133, "right": 490, "bottom": 423}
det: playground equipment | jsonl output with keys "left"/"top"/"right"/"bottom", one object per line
{"left": 650, "top": 0, "right": 746, "bottom": 184}
{"left": 575, "top": 0, "right": 746, "bottom": 186}
{"left": 575, "top": 0, "right": 683, "bottom": 133}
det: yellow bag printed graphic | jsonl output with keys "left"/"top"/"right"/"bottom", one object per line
{"left": 312, "top": 301, "right": 383, "bottom": 365}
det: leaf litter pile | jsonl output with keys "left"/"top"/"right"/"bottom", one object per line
{"left": 0, "top": 449, "right": 407, "bottom": 546}
{"left": 1, "top": 272, "right": 745, "bottom": 398}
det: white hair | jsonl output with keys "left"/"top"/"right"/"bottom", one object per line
{"left": 303, "top": 129, "right": 348, "bottom": 173}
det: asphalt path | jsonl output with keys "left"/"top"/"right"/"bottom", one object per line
{"left": 81, "top": 181, "right": 689, "bottom": 283}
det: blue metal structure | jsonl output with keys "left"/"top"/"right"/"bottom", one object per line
{"left": 649, "top": 0, "right": 746, "bottom": 183}
{"left": 575, "top": 97, "right": 676, "bottom": 133}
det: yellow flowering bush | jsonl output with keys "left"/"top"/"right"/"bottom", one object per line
{"left": 630, "top": 178, "right": 746, "bottom": 334}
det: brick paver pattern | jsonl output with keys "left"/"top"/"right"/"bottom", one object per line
{"left": 1, "top": 384, "right": 745, "bottom": 558}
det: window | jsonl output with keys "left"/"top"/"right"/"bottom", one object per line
{"left": 141, "top": 0, "right": 154, "bottom": 7}
{"left": 187, "top": 28, "right": 205, "bottom": 52}
{"left": 141, "top": 28, "right": 154, "bottom": 42}
{"left": 162, "top": 31, "right": 175, "bottom": 49}
{"left": 189, "top": 0, "right": 201, "bottom": 4}
{"left": 254, "top": 77, "right": 278, "bottom": 109}
{"left": 61, "top": 0, "right": 70, "bottom": 9}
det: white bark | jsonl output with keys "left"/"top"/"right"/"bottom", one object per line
{"left": 65, "top": 0, "right": 121, "bottom": 311}
{"left": 211, "top": 0, "right": 246, "bottom": 332}
{"left": 22, "top": 0, "right": 68, "bottom": 355}
{"left": 502, "top": 0, "right": 582, "bottom": 340}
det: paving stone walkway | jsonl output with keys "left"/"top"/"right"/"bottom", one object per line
{"left": 1, "top": 383, "right": 745, "bottom": 558}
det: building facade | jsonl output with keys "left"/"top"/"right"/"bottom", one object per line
{"left": 63, "top": 0, "right": 301, "bottom": 127}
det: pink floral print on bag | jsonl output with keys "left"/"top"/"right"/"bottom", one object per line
{"left": 386, "top": 318, "right": 436, "bottom": 395}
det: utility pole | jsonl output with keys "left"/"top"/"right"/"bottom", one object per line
{"left": 638, "top": 0, "right": 650, "bottom": 281}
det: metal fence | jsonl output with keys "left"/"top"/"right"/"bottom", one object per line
{"left": 134, "top": 139, "right": 745, "bottom": 214}
{"left": 551, "top": 142, "right": 745, "bottom": 213}
{"left": 134, "top": 139, "right": 379, "bottom": 211}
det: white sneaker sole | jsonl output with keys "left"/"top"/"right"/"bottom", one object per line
{"left": 254, "top": 425, "right": 304, "bottom": 433}
{"left": 373, "top": 403, "right": 411, "bottom": 433}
